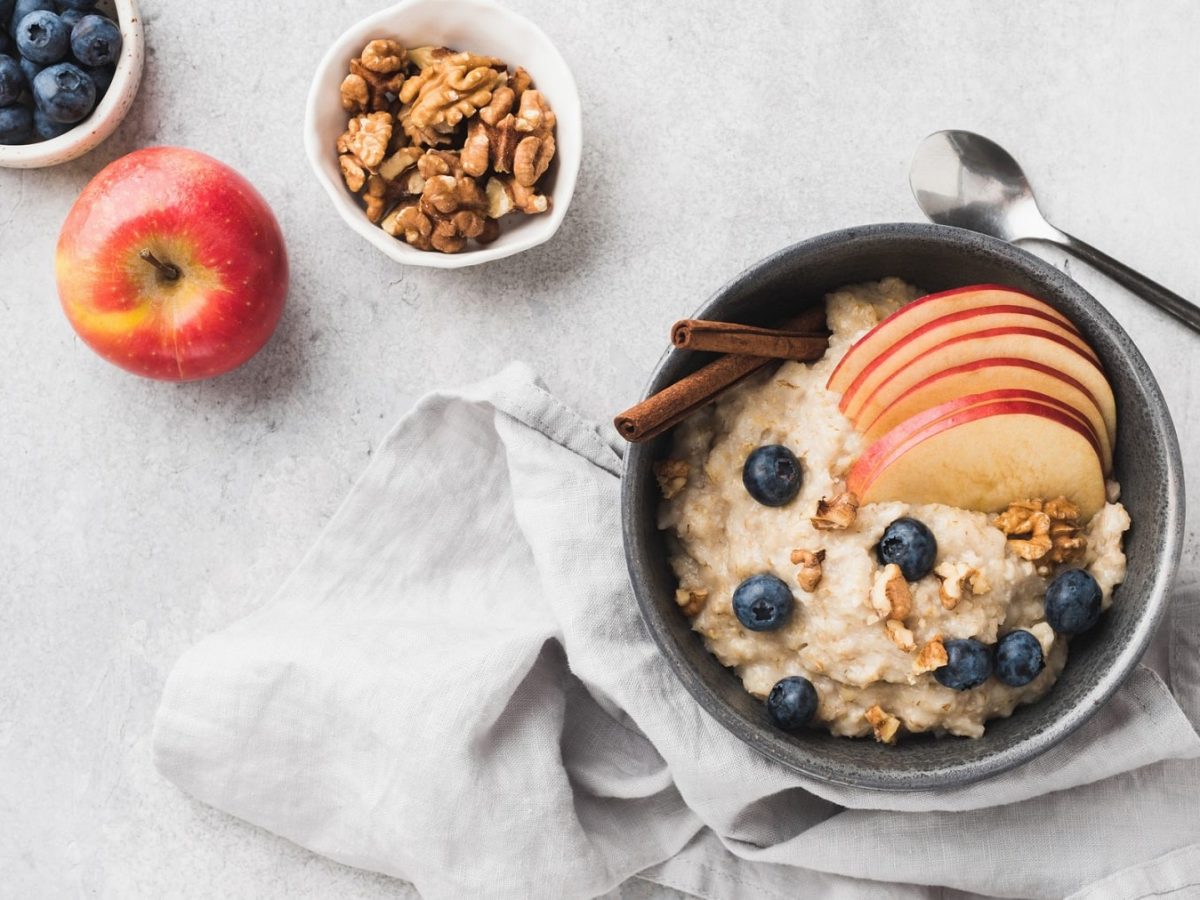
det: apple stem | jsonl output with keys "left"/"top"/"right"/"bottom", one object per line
{"left": 139, "top": 250, "right": 181, "bottom": 282}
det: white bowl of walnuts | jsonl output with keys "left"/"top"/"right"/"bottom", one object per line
{"left": 304, "top": 0, "right": 581, "bottom": 268}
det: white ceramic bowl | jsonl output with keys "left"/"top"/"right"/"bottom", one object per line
{"left": 304, "top": 0, "right": 581, "bottom": 269}
{"left": 0, "top": 0, "right": 144, "bottom": 169}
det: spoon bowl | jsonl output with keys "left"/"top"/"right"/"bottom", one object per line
{"left": 909, "top": 131, "right": 1057, "bottom": 242}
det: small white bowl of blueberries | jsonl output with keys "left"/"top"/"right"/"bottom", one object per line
{"left": 0, "top": 0, "right": 142, "bottom": 167}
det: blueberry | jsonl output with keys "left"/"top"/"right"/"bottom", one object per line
{"left": 0, "top": 102, "right": 32, "bottom": 142}
{"left": 0, "top": 0, "right": 12, "bottom": 33}
{"left": 59, "top": 0, "right": 98, "bottom": 9}
{"left": 732, "top": 573, "right": 794, "bottom": 632}
{"left": 934, "top": 638, "right": 993, "bottom": 690}
{"left": 59, "top": 8, "right": 84, "bottom": 29}
{"left": 33, "top": 61, "right": 94, "bottom": 123}
{"left": 0, "top": 53, "right": 21, "bottom": 104}
{"left": 1044, "top": 569, "right": 1102, "bottom": 635}
{"left": 766, "top": 676, "right": 819, "bottom": 731}
{"left": 876, "top": 517, "right": 938, "bottom": 581}
{"left": 70, "top": 14, "right": 119, "bottom": 67}
{"left": 15, "top": 10, "right": 69, "bottom": 64}
{"left": 995, "top": 630, "right": 1045, "bottom": 687}
{"left": 742, "top": 444, "right": 803, "bottom": 507}
{"left": 32, "top": 104, "right": 70, "bottom": 138}
{"left": 84, "top": 61, "right": 111, "bottom": 96}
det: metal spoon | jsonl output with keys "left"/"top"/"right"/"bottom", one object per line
{"left": 909, "top": 129, "right": 1200, "bottom": 333}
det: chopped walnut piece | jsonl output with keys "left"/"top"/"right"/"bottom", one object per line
{"left": 790, "top": 548, "right": 825, "bottom": 592}
{"left": 913, "top": 636, "right": 949, "bottom": 674}
{"left": 871, "top": 564, "right": 911, "bottom": 621}
{"left": 811, "top": 491, "right": 858, "bottom": 530}
{"left": 399, "top": 50, "right": 506, "bottom": 135}
{"left": 934, "top": 561, "right": 990, "bottom": 610}
{"left": 995, "top": 497, "right": 1083, "bottom": 563}
{"left": 378, "top": 146, "right": 423, "bottom": 182}
{"left": 348, "top": 58, "right": 406, "bottom": 113}
{"left": 1048, "top": 522, "right": 1087, "bottom": 564}
{"left": 338, "top": 111, "right": 393, "bottom": 169}
{"left": 363, "top": 174, "right": 389, "bottom": 223}
{"left": 675, "top": 588, "right": 708, "bottom": 617}
{"left": 380, "top": 201, "right": 416, "bottom": 238}
{"left": 361, "top": 39, "right": 407, "bottom": 74}
{"left": 338, "top": 154, "right": 367, "bottom": 193}
{"left": 654, "top": 459, "right": 689, "bottom": 499}
{"left": 340, "top": 73, "right": 370, "bottom": 112}
{"left": 511, "top": 90, "right": 556, "bottom": 186}
{"left": 486, "top": 175, "right": 550, "bottom": 217}
{"left": 407, "top": 45, "right": 453, "bottom": 69}
{"left": 865, "top": 705, "right": 901, "bottom": 744}
{"left": 885, "top": 618, "right": 915, "bottom": 652}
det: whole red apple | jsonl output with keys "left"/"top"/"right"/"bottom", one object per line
{"left": 56, "top": 147, "right": 289, "bottom": 381}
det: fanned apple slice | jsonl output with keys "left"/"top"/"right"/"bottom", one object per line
{"left": 847, "top": 390, "right": 1103, "bottom": 491}
{"left": 827, "top": 285, "right": 1081, "bottom": 396}
{"left": 846, "top": 326, "right": 1117, "bottom": 447}
{"left": 847, "top": 400, "right": 1107, "bottom": 519}
{"left": 836, "top": 306, "right": 1097, "bottom": 423}
{"left": 859, "top": 358, "right": 1113, "bottom": 473}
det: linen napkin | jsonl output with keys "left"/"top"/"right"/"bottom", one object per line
{"left": 153, "top": 363, "right": 1200, "bottom": 900}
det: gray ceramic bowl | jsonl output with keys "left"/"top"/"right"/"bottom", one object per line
{"left": 622, "top": 223, "right": 1183, "bottom": 790}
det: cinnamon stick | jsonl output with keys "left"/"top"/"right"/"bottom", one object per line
{"left": 614, "top": 306, "right": 828, "bottom": 443}
{"left": 671, "top": 320, "right": 828, "bottom": 360}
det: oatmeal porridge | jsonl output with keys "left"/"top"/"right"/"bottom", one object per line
{"left": 657, "top": 278, "right": 1129, "bottom": 741}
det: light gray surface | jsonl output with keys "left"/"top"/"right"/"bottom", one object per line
{"left": 1, "top": 1, "right": 1197, "bottom": 896}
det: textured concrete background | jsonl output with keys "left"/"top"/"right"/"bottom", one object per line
{"left": 2, "top": 0, "right": 1198, "bottom": 896}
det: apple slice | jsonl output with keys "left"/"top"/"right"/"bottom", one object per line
{"left": 836, "top": 306, "right": 1097, "bottom": 423}
{"left": 859, "top": 358, "right": 1113, "bottom": 472}
{"left": 847, "top": 400, "right": 1107, "bottom": 520}
{"left": 848, "top": 390, "right": 1104, "bottom": 491}
{"left": 845, "top": 326, "right": 1118, "bottom": 448}
{"left": 827, "top": 285, "right": 1080, "bottom": 396}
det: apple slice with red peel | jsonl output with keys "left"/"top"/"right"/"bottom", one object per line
{"left": 859, "top": 358, "right": 1113, "bottom": 472}
{"left": 848, "top": 389, "right": 1104, "bottom": 492}
{"left": 847, "top": 399, "right": 1107, "bottom": 520}
{"left": 827, "top": 285, "right": 1081, "bottom": 396}
{"left": 846, "top": 326, "right": 1117, "bottom": 447}
{"left": 836, "top": 306, "right": 1097, "bottom": 423}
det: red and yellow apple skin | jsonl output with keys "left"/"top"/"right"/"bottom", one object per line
{"left": 56, "top": 147, "right": 289, "bottom": 381}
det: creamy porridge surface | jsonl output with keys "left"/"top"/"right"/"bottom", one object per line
{"left": 658, "top": 278, "right": 1130, "bottom": 739}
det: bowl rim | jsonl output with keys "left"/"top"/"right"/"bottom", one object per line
{"left": 621, "top": 222, "right": 1184, "bottom": 790}
{"left": 0, "top": 0, "right": 145, "bottom": 169}
{"left": 302, "top": 0, "right": 582, "bottom": 269}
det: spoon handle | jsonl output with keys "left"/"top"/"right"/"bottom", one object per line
{"left": 1052, "top": 230, "right": 1200, "bottom": 334}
